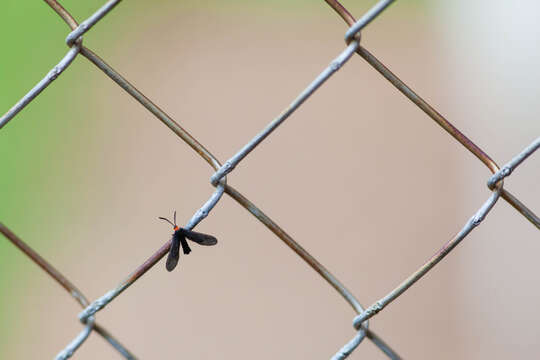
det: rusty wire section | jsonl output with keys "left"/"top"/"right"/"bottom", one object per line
{"left": 1, "top": 0, "right": 539, "bottom": 358}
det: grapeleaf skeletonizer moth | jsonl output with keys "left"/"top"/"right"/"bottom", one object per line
{"left": 159, "top": 211, "right": 218, "bottom": 271}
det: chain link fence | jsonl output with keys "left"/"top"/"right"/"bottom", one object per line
{"left": 1, "top": 0, "right": 539, "bottom": 359}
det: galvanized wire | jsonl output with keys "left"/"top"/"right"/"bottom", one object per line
{"left": 1, "top": 0, "right": 538, "bottom": 359}
{"left": 0, "top": 43, "right": 81, "bottom": 129}
{"left": 209, "top": 40, "right": 360, "bottom": 186}
{"left": 487, "top": 137, "right": 540, "bottom": 189}
{"left": 0, "top": 223, "right": 136, "bottom": 359}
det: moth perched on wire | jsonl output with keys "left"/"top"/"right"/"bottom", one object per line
{"left": 159, "top": 211, "right": 218, "bottom": 271}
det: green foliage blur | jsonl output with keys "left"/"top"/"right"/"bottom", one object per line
{"left": 0, "top": 0, "right": 113, "bottom": 352}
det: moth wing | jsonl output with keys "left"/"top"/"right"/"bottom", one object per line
{"left": 184, "top": 230, "right": 218, "bottom": 246}
{"left": 179, "top": 235, "right": 192, "bottom": 255}
{"left": 166, "top": 235, "right": 181, "bottom": 271}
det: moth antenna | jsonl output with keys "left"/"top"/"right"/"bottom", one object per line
{"left": 173, "top": 210, "right": 177, "bottom": 227}
{"left": 158, "top": 217, "right": 175, "bottom": 227}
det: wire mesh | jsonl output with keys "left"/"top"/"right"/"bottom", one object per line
{"left": 1, "top": 0, "right": 539, "bottom": 359}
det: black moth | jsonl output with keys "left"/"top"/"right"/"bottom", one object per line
{"left": 159, "top": 211, "right": 217, "bottom": 271}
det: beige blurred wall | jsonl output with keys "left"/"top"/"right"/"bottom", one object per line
{"left": 437, "top": 1, "right": 540, "bottom": 358}
{"left": 7, "top": 1, "right": 539, "bottom": 359}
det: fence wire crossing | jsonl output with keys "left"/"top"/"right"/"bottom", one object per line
{"left": 1, "top": 0, "right": 539, "bottom": 358}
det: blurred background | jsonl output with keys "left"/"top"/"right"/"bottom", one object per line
{"left": 1, "top": 0, "right": 539, "bottom": 358}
